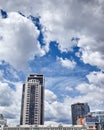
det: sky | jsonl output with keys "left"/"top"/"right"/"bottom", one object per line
{"left": 0, "top": 0, "right": 104, "bottom": 126}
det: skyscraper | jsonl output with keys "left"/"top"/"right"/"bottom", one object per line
{"left": 20, "top": 74, "right": 44, "bottom": 125}
{"left": 71, "top": 103, "right": 90, "bottom": 125}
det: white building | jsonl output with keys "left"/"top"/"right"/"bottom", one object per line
{"left": 3, "top": 124, "right": 87, "bottom": 130}
{"left": 20, "top": 74, "right": 44, "bottom": 125}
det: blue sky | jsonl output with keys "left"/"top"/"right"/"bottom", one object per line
{"left": 0, "top": 0, "right": 104, "bottom": 126}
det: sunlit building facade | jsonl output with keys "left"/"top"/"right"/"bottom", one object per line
{"left": 20, "top": 74, "right": 44, "bottom": 125}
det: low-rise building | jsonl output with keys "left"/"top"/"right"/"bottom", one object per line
{"left": 77, "top": 111, "right": 104, "bottom": 130}
{"left": 90, "top": 111, "right": 104, "bottom": 130}
{"left": 3, "top": 124, "right": 87, "bottom": 130}
{"left": 82, "top": 116, "right": 98, "bottom": 130}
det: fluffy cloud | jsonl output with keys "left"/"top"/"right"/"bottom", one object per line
{"left": 57, "top": 57, "right": 76, "bottom": 69}
{"left": 0, "top": 71, "right": 104, "bottom": 125}
{"left": 3, "top": 82, "right": 22, "bottom": 126}
{"left": 0, "top": 82, "right": 13, "bottom": 106}
{"left": 0, "top": 0, "right": 104, "bottom": 70}
{"left": 65, "top": 86, "right": 73, "bottom": 92}
{"left": 86, "top": 71, "right": 104, "bottom": 86}
{"left": 75, "top": 71, "right": 104, "bottom": 110}
{"left": 0, "top": 73, "right": 22, "bottom": 125}
{"left": 45, "top": 79, "right": 104, "bottom": 124}
{"left": 45, "top": 100, "right": 71, "bottom": 123}
{"left": 0, "top": 0, "right": 104, "bottom": 125}
{"left": 45, "top": 89, "right": 57, "bottom": 103}
{"left": 77, "top": 36, "right": 104, "bottom": 70}
{"left": 0, "top": 11, "right": 45, "bottom": 70}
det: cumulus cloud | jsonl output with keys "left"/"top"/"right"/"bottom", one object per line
{"left": 1, "top": 71, "right": 104, "bottom": 125}
{"left": 57, "top": 57, "right": 76, "bottom": 69}
{"left": 86, "top": 71, "right": 104, "bottom": 86}
{"left": 3, "top": 82, "right": 22, "bottom": 126}
{"left": 65, "top": 86, "right": 73, "bottom": 92}
{"left": 75, "top": 71, "right": 104, "bottom": 110}
{"left": 0, "top": 0, "right": 104, "bottom": 125}
{"left": 45, "top": 89, "right": 57, "bottom": 103}
{"left": 77, "top": 35, "right": 104, "bottom": 70}
{"left": 45, "top": 84, "right": 104, "bottom": 124}
{"left": 45, "top": 101, "right": 70, "bottom": 123}
{"left": 44, "top": 88, "right": 71, "bottom": 123}
{"left": 0, "top": 11, "right": 45, "bottom": 70}
{"left": 0, "top": 82, "right": 13, "bottom": 106}
{"left": 0, "top": 74, "right": 22, "bottom": 125}
{"left": 0, "top": 0, "right": 104, "bottom": 70}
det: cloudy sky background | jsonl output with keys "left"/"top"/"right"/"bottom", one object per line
{"left": 0, "top": 0, "right": 104, "bottom": 126}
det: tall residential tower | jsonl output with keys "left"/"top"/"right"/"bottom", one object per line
{"left": 71, "top": 103, "right": 90, "bottom": 125}
{"left": 20, "top": 74, "right": 44, "bottom": 125}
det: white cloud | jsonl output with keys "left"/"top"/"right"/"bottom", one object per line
{"left": 0, "top": 0, "right": 104, "bottom": 125}
{"left": 0, "top": 74, "right": 22, "bottom": 126}
{"left": 45, "top": 100, "right": 70, "bottom": 123}
{"left": 0, "top": 72, "right": 104, "bottom": 125}
{"left": 76, "top": 83, "right": 103, "bottom": 94}
{"left": 57, "top": 57, "right": 76, "bottom": 69}
{"left": 77, "top": 35, "right": 104, "bottom": 70}
{"left": 0, "top": 82, "right": 13, "bottom": 106}
{"left": 3, "top": 82, "right": 22, "bottom": 126}
{"left": 65, "top": 86, "right": 73, "bottom": 92}
{"left": 75, "top": 71, "right": 104, "bottom": 110}
{"left": 0, "top": 12, "right": 45, "bottom": 70}
{"left": 45, "top": 85, "right": 104, "bottom": 124}
{"left": 45, "top": 71, "right": 104, "bottom": 123}
{"left": 44, "top": 89, "right": 71, "bottom": 123}
{"left": 45, "top": 89, "right": 57, "bottom": 103}
{"left": 86, "top": 71, "right": 104, "bottom": 86}
{"left": 0, "top": 0, "right": 104, "bottom": 70}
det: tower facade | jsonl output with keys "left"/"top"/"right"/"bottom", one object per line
{"left": 71, "top": 103, "right": 90, "bottom": 125}
{"left": 20, "top": 74, "right": 44, "bottom": 125}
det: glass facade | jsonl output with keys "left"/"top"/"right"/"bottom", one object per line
{"left": 90, "top": 111, "right": 104, "bottom": 130}
{"left": 71, "top": 103, "right": 90, "bottom": 125}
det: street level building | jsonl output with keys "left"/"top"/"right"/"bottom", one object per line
{"left": 89, "top": 111, "right": 104, "bottom": 130}
{"left": 77, "top": 116, "right": 98, "bottom": 130}
{"left": 20, "top": 74, "right": 44, "bottom": 125}
{"left": 71, "top": 103, "right": 90, "bottom": 125}
{"left": 3, "top": 124, "right": 87, "bottom": 130}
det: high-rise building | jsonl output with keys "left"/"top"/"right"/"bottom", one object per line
{"left": 71, "top": 103, "right": 90, "bottom": 125}
{"left": 0, "top": 114, "right": 7, "bottom": 126}
{"left": 20, "top": 74, "right": 44, "bottom": 125}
